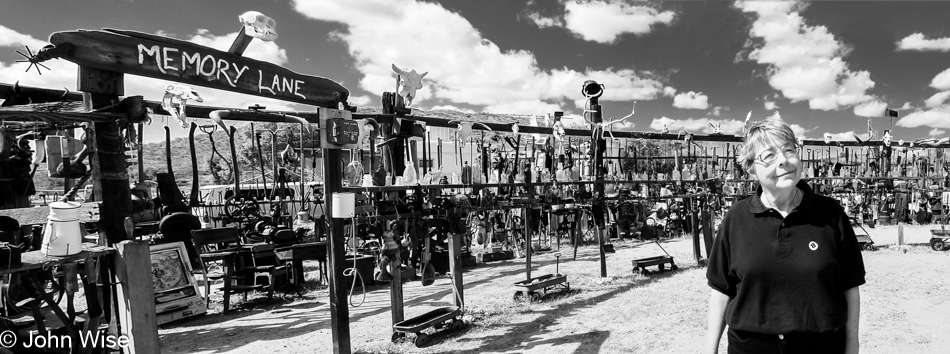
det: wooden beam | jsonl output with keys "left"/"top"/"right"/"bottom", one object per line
{"left": 49, "top": 29, "right": 348, "bottom": 108}
{"left": 448, "top": 232, "right": 464, "bottom": 309}
{"left": 323, "top": 147, "right": 351, "bottom": 354}
{"left": 113, "top": 241, "right": 160, "bottom": 354}
{"left": 227, "top": 26, "right": 253, "bottom": 55}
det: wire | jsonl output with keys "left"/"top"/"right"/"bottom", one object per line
{"left": 342, "top": 214, "right": 366, "bottom": 307}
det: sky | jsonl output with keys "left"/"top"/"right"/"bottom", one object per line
{"left": 2, "top": 0, "right": 950, "bottom": 144}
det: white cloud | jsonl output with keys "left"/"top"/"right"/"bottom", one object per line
{"left": 710, "top": 106, "right": 723, "bottom": 116}
{"left": 929, "top": 128, "right": 946, "bottom": 136}
{"left": 430, "top": 105, "right": 475, "bottom": 113}
{"left": 924, "top": 91, "right": 950, "bottom": 108}
{"left": 853, "top": 100, "right": 887, "bottom": 117}
{"left": 348, "top": 95, "right": 372, "bottom": 106}
{"left": 672, "top": 91, "right": 709, "bottom": 109}
{"left": 764, "top": 101, "right": 779, "bottom": 110}
{"left": 736, "top": 1, "right": 877, "bottom": 111}
{"left": 931, "top": 67, "right": 950, "bottom": 90}
{"left": 896, "top": 33, "right": 950, "bottom": 52}
{"left": 524, "top": 12, "right": 562, "bottom": 28}
{"left": 293, "top": 0, "right": 667, "bottom": 115}
{"left": 525, "top": 1, "right": 675, "bottom": 44}
{"left": 900, "top": 102, "right": 913, "bottom": 110}
{"left": 663, "top": 86, "right": 677, "bottom": 97}
{"left": 897, "top": 107, "right": 950, "bottom": 129}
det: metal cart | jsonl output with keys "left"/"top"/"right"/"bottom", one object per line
{"left": 513, "top": 253, "right": 569, "bottom": 301}
{"left": 392, "top": 306, "right": 465, "bottom": 347}
{"left": 631, "top": 239, "right": 677, "bottom": 274}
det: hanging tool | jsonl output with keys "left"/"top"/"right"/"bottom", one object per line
{"left": 188, "top": 123, "right": 201, "bottom": 207}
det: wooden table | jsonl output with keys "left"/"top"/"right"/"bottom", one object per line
{"left": 0, "top": 243, "right": 115, "bottom": 354}
{"left": 274, "top": 242, "right": 327, "bottom": 290}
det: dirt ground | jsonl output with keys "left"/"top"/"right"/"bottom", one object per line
{"left": 157, "top": 223, "right": 949, "bottom": 353}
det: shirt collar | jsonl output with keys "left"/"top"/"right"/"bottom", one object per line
{"left": 749, "top": 180, "right": 815, "bottom": 214}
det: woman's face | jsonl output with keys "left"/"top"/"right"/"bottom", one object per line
{"left": 751, "top": 141, "right": 802, "bottom": 192}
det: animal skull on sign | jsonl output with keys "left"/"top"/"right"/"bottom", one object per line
{"left": 449, "top": 121, "right": 492, "bottom": 147}
{"left": 239, "top": 11, "right": 278, "bottom": 41}
{"left": 391, "top": 64, "right": 427, "bottom": 106}
{"left": 162, "top": 84, "right": 203, "bottom": 128}
{"left": 824, "top": 133, "right": 833, "bottom": 144}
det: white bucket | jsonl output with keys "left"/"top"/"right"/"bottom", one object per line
{"left": 42, "top": 201, "right": 83, "bottom": 256}
{"left": 331, "top": 193, "right": 355, "bottom": 219}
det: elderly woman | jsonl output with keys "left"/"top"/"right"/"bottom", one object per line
{"left": 705, "top": 117, "right": 866, "bottom": 354}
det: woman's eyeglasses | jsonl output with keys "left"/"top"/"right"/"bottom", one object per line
{"left": 756, "top": 145, "right": 800, "bottom": 165}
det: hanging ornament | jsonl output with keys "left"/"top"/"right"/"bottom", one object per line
{"left": 163, "top": 84, "right": 203, "bottom": 128}
{"left": 239, "top": 11, "right": 278, "bottom": 41}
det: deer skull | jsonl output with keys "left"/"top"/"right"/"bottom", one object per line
{"left": 391, "top": 64, "right": 427, "bottom": 106}
{"left": 824, "top": 133, "right": 832, "bottom": 144}
{"left": 162, "top": 84, "right": 203, "bottom": 128}
{"left": 239, "top": 11, "right": 278, "bottom": 41}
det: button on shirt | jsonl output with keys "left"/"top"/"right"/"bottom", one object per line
{"left": 707, "top": 181, "right": 866, "bottom": 334}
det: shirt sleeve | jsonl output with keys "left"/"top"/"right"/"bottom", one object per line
{"left": 706, "top": 210, "right": 737, "bottom": 297}
{"left": 835, "top": 204, "right": 866, "bottom": 290}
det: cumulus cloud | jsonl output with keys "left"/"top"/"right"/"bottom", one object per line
{"left": 736, "top": 1, "right": 877, "bottom": 111}
{"left": 524, "top": 12, "right": 562, "bottom": 28}
{"left": 853, "top": 100, "right": 887, "bottom": 117}
{"left": 929, "top": 128, "right": 946, "bottom": 136}
{"left": 663, "top": 86, "right": 677, "bottom": 97}
{"left": 900, "top": 102, "right": 913, "bottom": 110}
{"left": 430, "top": 105, "right": 476, "bottom": 113}
{"left": 896, "top": 33, "right": 950, "bottom": 52}
{"left": 0, "top": 25, "right": 299, "bottom": 142}
{"left": 293, "top": 0, "right": 667, "bottom": 115}
{"left": 897, "top": 107, "right": 950, "bottom": 129}
{"left": 672, "top": 91, "right": 709, "bottom": 109}
{"left": 348, "top": 95, "right": 372, "bottom": 106}
{"left": 931, "top": 67, "right": 950, "bottom": 90}
{"left": 523, "top": 0, "right": 675, "bottom": 44}
{"left": 710, "top": 106, "right": 723, "bottom": 116}
{"left": 924, "top": 91, "right": 950, "bottom": 108}
{"left": 764, "top": 101, "right": 779, "bottom": 110}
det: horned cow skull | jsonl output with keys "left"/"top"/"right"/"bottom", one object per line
{"left": 392, "top": 64, "right": 427, "bottom": 106}
{"left": 162, "top": 84, "right": 203, "bottom": 128}
{"left": 240, "top": 11, "right": 278, "bottom": 41}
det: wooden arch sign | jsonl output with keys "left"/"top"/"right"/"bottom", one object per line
{"left": 48, "top": 28, "right": 349, "bottom": 108}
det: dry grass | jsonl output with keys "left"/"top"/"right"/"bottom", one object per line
{"left": 158, "top": 224, "right": 950, "bottom": 354}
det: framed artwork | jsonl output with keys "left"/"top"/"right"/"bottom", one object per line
{"left": 150, "top": 242, "right": 203, "bottom": 307}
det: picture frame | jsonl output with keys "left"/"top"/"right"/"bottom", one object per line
{"left": 150, "top": 241, "right": 206, "bottom": 324}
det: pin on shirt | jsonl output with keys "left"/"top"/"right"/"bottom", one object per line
{"left": 809, "top": 241, "right": 819, "bottom": 251}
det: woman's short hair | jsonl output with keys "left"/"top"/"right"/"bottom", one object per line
{"left": 738, "top": 116, "right": 798, "bottom": 174}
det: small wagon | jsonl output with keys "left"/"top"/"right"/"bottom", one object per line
{"left": 631, "top": 240, "right": 677, "bottom": 274}
{"left": 513, "top": 252, "right": 570, "bottom": 301}
{"left": 930, "top": 228, "right": 950, "bottom": 251}
{"left": 851, "top": 217, "right": 876, "bottom": 251}
{"left": 392, "top": 306, "right": 465, "bottom": 347}
{"left": 513, "top": 273, "right": 570, "bottom": 301}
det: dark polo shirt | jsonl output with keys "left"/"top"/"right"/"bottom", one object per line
{"left": 707, "top": 180, "right": 866, "bottom": 334}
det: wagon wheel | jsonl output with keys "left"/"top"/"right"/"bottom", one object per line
{"left": 451, "top": 318, "right": 465, "bottom": 331}
{"left": 513, "top": 291, "right": 524, "bottom": 300}
{"left": 530, "top": 292, "right": 541, "bottom": 302}
{"left": 414, "top": 333, "right": 431, "bottom": 348}
{"left": 658, "top": 263, "right": 666, "bottom": 271}
{"left": 671, "top": 264, "right": 679, "bottom": 271}
{"left": 391, "top": 332, "right": 406, "bottom": 343}
{"left": 932, "top": 239, "right": 946, "bottom": 251}
{"left": 224, "top": 196, "right": 260, "bottom": 219}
